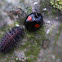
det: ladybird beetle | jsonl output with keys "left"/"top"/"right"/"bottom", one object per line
{"left": 0, "top": 27, "right": 24, "bottom": 53}
{"left": 24, "top": 12, "right": 43, "bottom": 31}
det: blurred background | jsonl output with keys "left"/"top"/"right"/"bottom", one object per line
{"left": 0, "top": 0, "right": 62, "bottom": 62}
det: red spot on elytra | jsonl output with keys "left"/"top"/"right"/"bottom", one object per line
{"left": 35, "top": 24, "right": 40, "bottom": 28}
{"left": 27, "top": 16, "right": 32, "bottom": 21}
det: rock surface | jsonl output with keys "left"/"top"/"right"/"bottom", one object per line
{"left": 0, "top": 0, "right": 62, "bottom": 62}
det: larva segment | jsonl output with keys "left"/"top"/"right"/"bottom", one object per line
{"left": 0, "top": 27, "right": 24, "bottom": 53}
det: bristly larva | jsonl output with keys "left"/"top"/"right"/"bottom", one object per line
{"left": 0, "top": 27, "right": 24, "bottom": 53}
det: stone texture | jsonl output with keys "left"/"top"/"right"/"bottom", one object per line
{"left": 0, "top": 0, "right": 62, "bottom": 62}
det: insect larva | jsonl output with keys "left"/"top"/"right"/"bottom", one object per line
{"left": 0, "top": 27, "right": 24, "bottom": 53}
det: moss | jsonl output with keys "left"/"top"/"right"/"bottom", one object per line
{"left": 15, "top": 26, "right": 46, "bottom": 62}
{"left": 20, "top": 0, "right": 24, "bottom": 3}
{"left": 27, "top": 7, "right": 32, "bottom": 14}
{"left": 0, "top": 25, "right": 10, "bottom": 41}
{"left": 25, "top": 44, "right": 40, "bottom": 62}
{"left": 0, "top": 25, "right": 8, "bottom": 32}
{"left": 4, "top": 57, "right": 10, "bottom": 62}
{"left": 55, "top": 24, "right": 62, "bottom": 45}
{"left": 20, "top": 26, "right": 46, "bottom": 62}
{"left": 52, "top": 9, "right": 56, "bottom": 14}
{"left": 50, "top": 0, "right": 62, "bottom": 10}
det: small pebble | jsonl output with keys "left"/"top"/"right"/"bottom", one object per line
{"left": 34, "top": 2, "right": 39, "bottom": 5}
{"left": 43, "top": 8, "right": 47, "bottom": 11}
{"left": 42, "top": 44, "right": 47, "bottom": 49}
{"left": 52, "top": 55, "right": 55, "bottom": 60}
{"left": 15, "top": 51, "right": 26, "bottom": 61}
{"left": 47, "top": 21, "right": 50, "bottom": 24}
{"left": 16, "top": 58, "right": 19, "bottom": 60}
{"left": 46, "top": 29, "right": 50, "bottom": 34}
{"left": 56, "top": 17, "right": 58, "bottom": 19}
{"left": 15, "top": 24, "right": 20, "bottom": 27}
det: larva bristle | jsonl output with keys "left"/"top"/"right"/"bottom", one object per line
{"left": 0, "top": 27, "right": 24, "bottom": 53}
